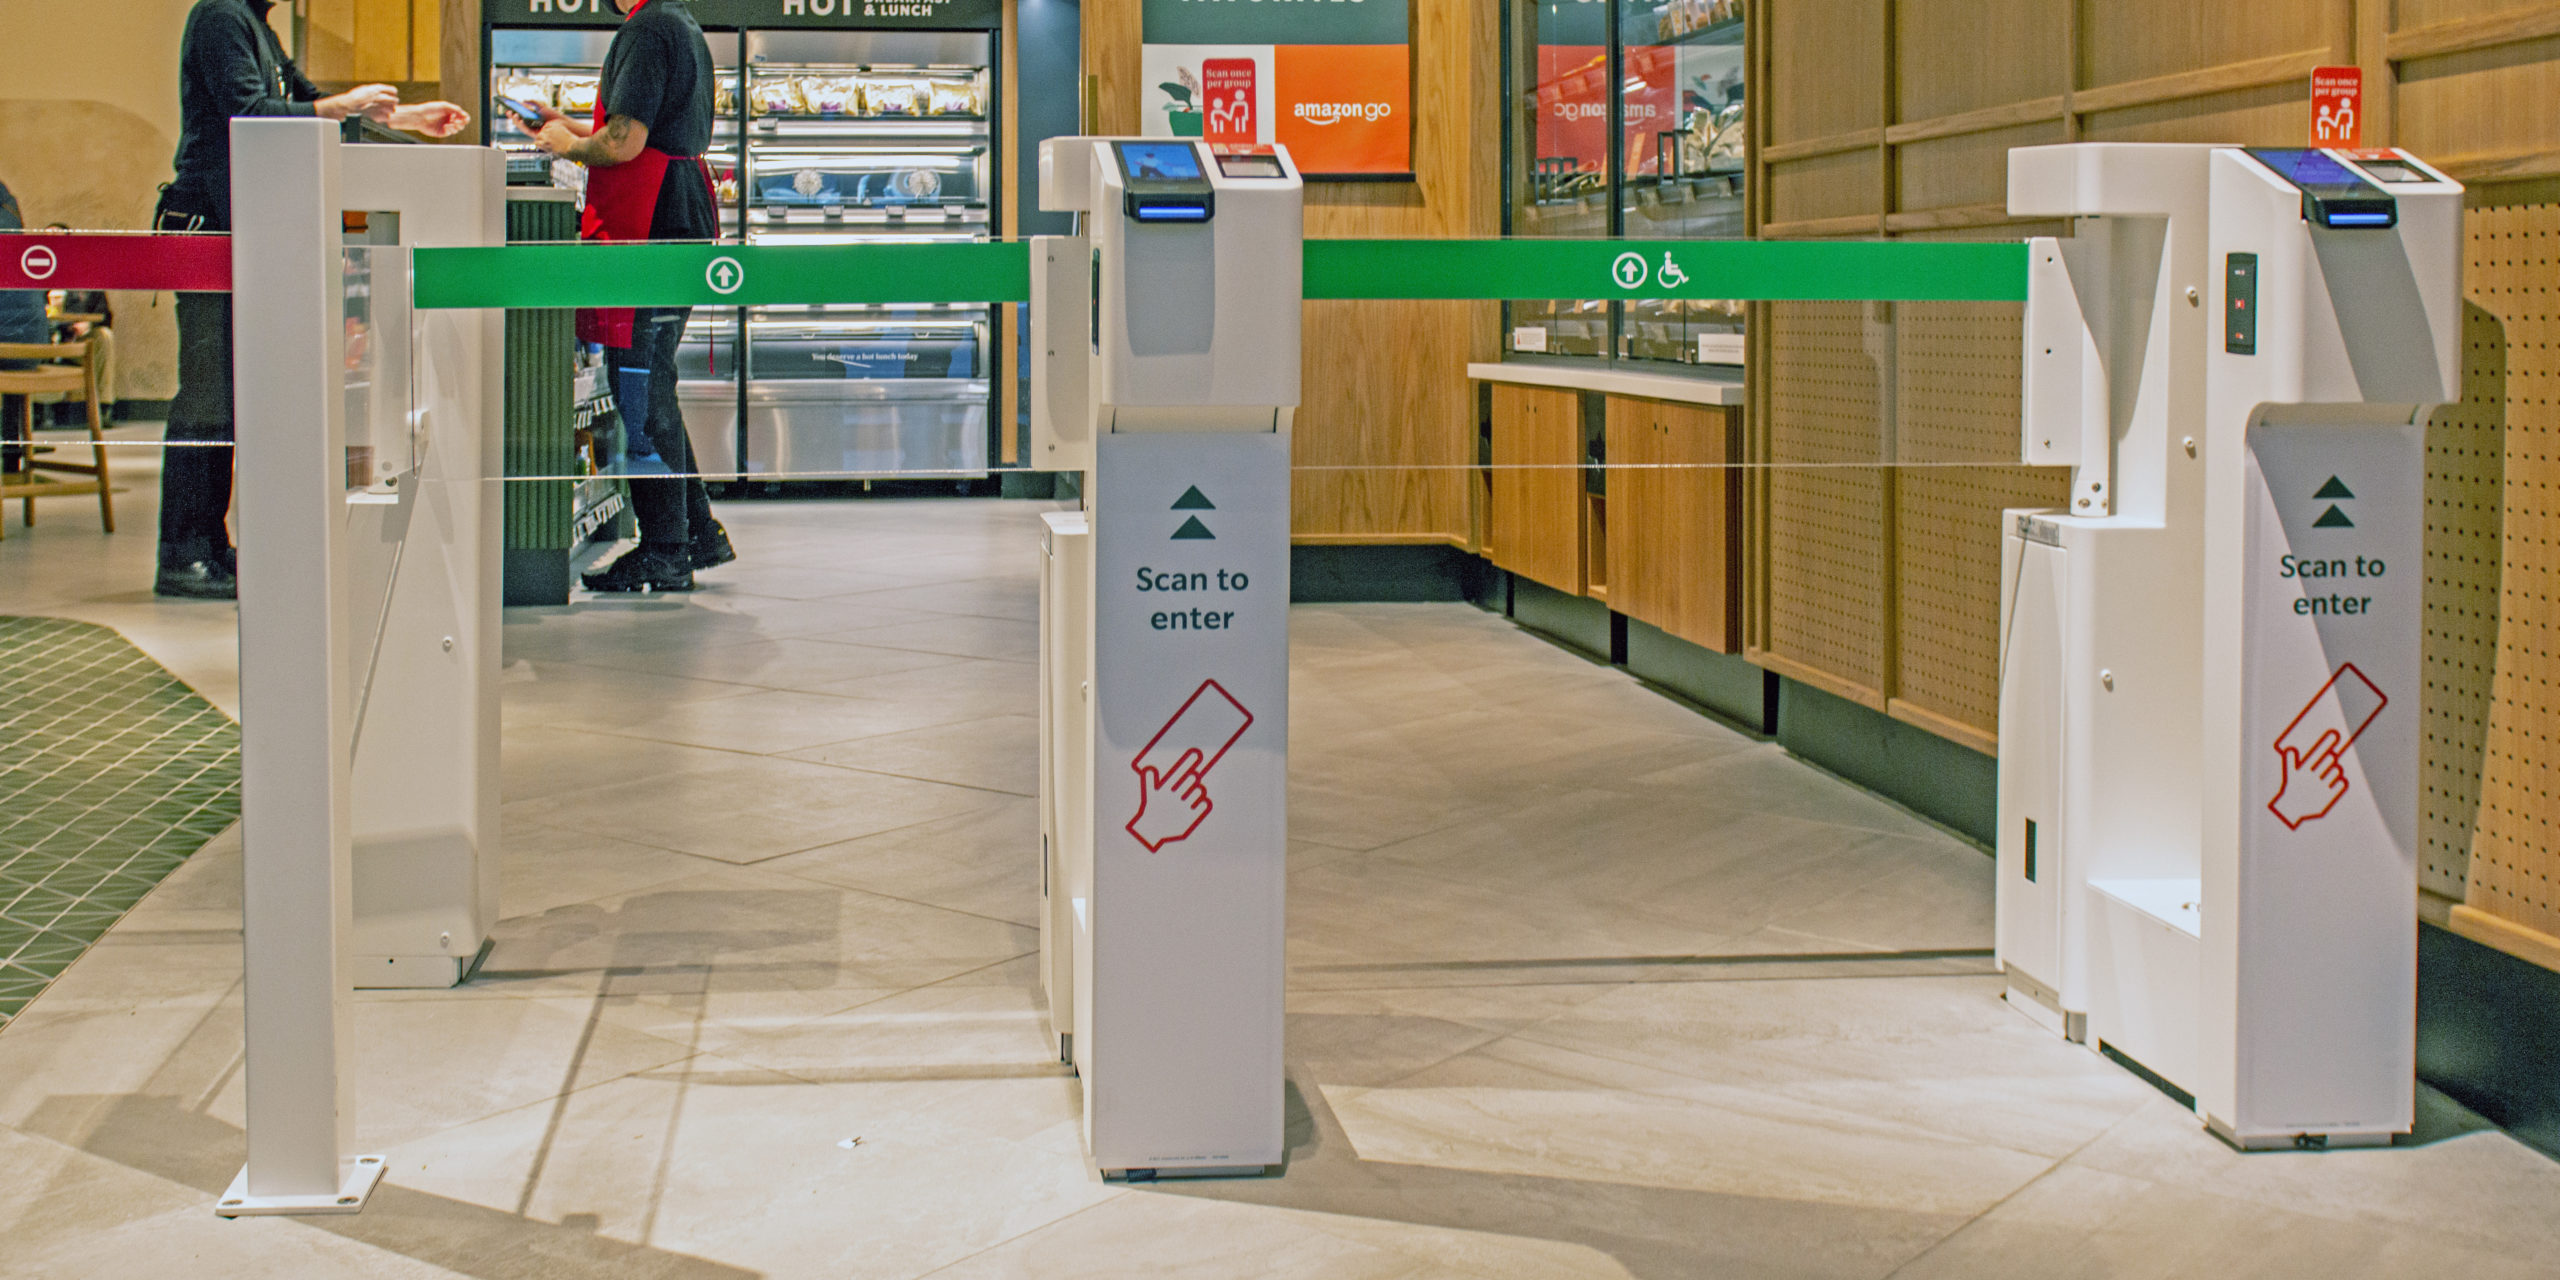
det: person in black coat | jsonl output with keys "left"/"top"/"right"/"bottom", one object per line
{"left": 154, "top": 0, "right": 466, "bottom": 598}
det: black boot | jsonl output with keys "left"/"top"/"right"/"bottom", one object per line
{"left": 582, "top": 545, "right": 695, "bottom": 593}
{"left": 155, "top": 557, "right": 237, "bottom": 600}
{"left": 689, "top": 521, "right": 736, "bottom": 571}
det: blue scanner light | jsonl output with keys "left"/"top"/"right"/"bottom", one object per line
{"left": 1135, "top": 205, "right": 1210, "bottom": 222}
{"left": 2323, "top": 210, "right": 2394, "bottom": 227}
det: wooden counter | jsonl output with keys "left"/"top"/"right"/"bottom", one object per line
{"left": 1477, "top": 362, "right": 1742, "bottom": 654}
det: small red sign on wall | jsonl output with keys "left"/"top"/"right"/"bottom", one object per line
{"left": 1202, "top": 59, "right": 1257, "bottom": 147}
{"left": 2312, "top": 66, "right": 2362, "bottom": 148}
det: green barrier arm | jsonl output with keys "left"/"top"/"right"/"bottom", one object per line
{"left": 1303, "top": 239, "right": 2027, "bottom": 302}
{"left": 412, "top": 238, "right": 2028, "bottom": 309}
{"left": 412, "top": 241, "right": 1034, "bottom": 310}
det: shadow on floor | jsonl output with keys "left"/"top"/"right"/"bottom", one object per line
{"left": 1160, "top": 1069, "right": 1974, "bottom": 1280}
{"left": 22, "top": 1092, "right": 763, "bottom": 1280}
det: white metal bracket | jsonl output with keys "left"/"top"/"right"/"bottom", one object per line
{"left": 216, "top": 1155, "right": 386, "bottom": 1217}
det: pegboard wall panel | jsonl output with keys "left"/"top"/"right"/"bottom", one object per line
{"left": 1892, "top": 302, "right": 2069, "bottom": 738}
{"left": 2420, "top": 280, "right": 2507, "bottom": 899}
{"left": 2456, "top": 198, "right": 2560, "bottom": 937}
{"left": 1765, "top": 301, "right": 1889, "bottom": 694}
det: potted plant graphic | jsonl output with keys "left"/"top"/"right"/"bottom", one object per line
{"left": 1159, "top": 66, "right": 1202, "bottom": 136}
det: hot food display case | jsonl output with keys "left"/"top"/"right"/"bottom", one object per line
{"left": 738, "top": 30, "right": 993, "bottom": 480}
{"left": 481, "top": 2, "right": 1001, "bottom": 484}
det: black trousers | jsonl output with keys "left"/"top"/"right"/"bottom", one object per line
{"left": 607, "top": 306, "right": 715, "bottom": 552}
{"left": 159, "top": 290, "right": 236, "bottom": 566}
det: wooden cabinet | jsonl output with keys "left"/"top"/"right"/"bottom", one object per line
{"left": 1487, "top": 384, "right": 1587, "bottom": 595}
{"left": 1606, "top": 396, "right": 1740, "bottom": 653}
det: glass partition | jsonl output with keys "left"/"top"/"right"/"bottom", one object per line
{"left": 1504, "top": 0, "right": 1745, "bottom": 373}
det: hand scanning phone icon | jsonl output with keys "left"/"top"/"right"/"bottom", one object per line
{"left": 2268, "top": 663, "right": 2387, "bottom": 830}
{"left": 1127, "top": 679, "right": 1253, "bottom": 852}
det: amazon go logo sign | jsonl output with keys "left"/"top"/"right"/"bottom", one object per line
{"left": 1294, "top": 100, "right": 1395, "bottom": 126}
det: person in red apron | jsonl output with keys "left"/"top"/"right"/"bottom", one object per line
{"left": 529, "top": 0, "right": 733, "bottom": 592}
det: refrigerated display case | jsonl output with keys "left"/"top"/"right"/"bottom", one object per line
{"left": 482, "top": 1, "right": 1001, "bottom": 484}
{"left": 1504, "top": 0, "right": 1745, "bottom": 371}
{"left": 738, "top": 30, "right": 994, "bottom": 480}
{"left": 486, "top": 18, "right": 748, "bottom": 478}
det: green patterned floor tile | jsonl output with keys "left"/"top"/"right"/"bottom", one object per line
{"left": 0, "top": 617, "right": 240, "bottom": 1031}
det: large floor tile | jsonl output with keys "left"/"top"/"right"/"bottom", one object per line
{"left": 510, "top": 753, "right": 1007, "bottom": 863}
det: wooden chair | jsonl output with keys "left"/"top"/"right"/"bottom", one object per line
{"left": 0, "top": 339, "right": 113, "bottom": 538}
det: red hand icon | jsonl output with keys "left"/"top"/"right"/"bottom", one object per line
{"left": 2267, "top": 663, "right": 2386, "bottom": 831}
{"left": 1128, "top": 748, "right": 1214, "bottom": 852}
{"left": 2269, "top": 728, "right": 2351, "bottom": 829}
{"left": 1125, "top": 680, "right": 1253, "bottom": 853}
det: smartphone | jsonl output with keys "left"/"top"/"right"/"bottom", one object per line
{"left": 502, "top": 97, "right": 548, "bottom": 129}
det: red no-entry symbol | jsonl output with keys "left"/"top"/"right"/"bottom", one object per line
{"left": 0, "top": 233, "right": 231, "bottom": 292}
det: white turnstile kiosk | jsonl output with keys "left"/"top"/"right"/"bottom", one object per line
{"left": 223, "top": 118, "right": 502, "bottom": 1214}
{"left": 1031, "top": 137, "right": 1301, "bottom": 1177}
{"left": 1997, "top": 142, "right": 2461, "bottom": 1148}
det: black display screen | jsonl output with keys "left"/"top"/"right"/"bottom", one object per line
{"left": 2251, "top": 148, "right": 2367, "bottom": 189}
{"left": 2245, "top": 147, "right": 2398, "bottom": 229}
{"left": 2356, "top": 159, "right": 2430, "bottom": 184}
{"left": 1116, "top": 142, "right": 1204, "bottom": 184}
{"left": 1215, "top": 154, "right": 1285, "bottom": 179}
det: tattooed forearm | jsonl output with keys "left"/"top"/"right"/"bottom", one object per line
{"left": 567, "top": 116, "right": 644, "bottom": 167}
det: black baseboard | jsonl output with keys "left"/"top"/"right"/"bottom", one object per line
{"left": 1504, "top": 574, "right": 1614, "bottom": 659}
{"left": 503, "top": 546, "right": 571, "bottom": 608}
{"left": 1000, "top": 469, "right": 1068, "bottom": 500}
{"left": 2418, "top": 922, "right": 2560, "bottom": 1159}
{"left": 1775, "top": 677, "right": 1997, "bottom": 845}
{"left": 1290, "top": 543, "right": 1488, "bottom": 604}
{"left": 1625, "top": 619, "right": 1778, "bottom": 734}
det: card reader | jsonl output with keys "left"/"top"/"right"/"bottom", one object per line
{"left": 1113, "top": 141, "right": 1215, "bottom": 223}
{"left": 2243, "top": 148, "right": 2397, "bottom": 229}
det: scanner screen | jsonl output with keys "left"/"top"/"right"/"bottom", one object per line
{"left": 2250, "top": 148, "right": 2370, "bottom": 191}
{"left": 1118, "top": 142, "right": 1204, "bottom": 183}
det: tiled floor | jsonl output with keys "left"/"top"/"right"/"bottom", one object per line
{"left": 0, "top": 615, "right": 241, "bottom": 1025}
{"left": 1, "top": 450, "right": 2556, "bottom": 1279}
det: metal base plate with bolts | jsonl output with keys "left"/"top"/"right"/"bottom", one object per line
{"left": 215, "top": 1155, "right": 386, "bottom": 1217}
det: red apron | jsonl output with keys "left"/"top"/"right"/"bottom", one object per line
{"left": 575, "top": 4, "right": 716, "bottom": 348}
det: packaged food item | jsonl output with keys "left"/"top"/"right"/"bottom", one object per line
{"left": 715, "top": 79, "right": 735, "bottom": 115}
{"left": 752, "top": 77, "right": 805, "bottom": 116}
{"left": 557, "top": 78, "right": 599, "bottom": 115}
{"left": 805, "top": 78, "right": 857, "bottom": 115}
{"left": 862, "top": 77, "right": 926, "bottom": 116}
{"left": 928, "top": 80, "right": 980, "bottom": 116}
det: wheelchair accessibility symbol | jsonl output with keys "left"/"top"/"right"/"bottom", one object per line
{"left": 1657, "top": 253, "right": 1689, "bottom": 288}
{"left": 1611, "top": 251, "right": 1648, "bottom": 290}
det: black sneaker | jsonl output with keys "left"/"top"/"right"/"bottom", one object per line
{"left": 155, "top": 559, "right": 238, "bottom": 600}
{"left": 582, "top": 546, "right": 695, "bottom": 593}
{"left": 689, "top": 522, "right": 737, "bottom": 572}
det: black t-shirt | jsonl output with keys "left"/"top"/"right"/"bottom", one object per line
{"left": 168, "top": 0, "right": 323, "bottom": 222}
{"left": 599, "top": 0, "right": 719, "bottom": 241}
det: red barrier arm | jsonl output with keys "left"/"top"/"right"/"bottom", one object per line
{"left": 0, "top": 232, "right": 231, "bottom": 292}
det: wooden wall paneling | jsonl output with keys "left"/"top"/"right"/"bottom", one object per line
{"left": 1765, "top": 152, "right": 1885, "bottom": 230}
{"left": 2457, "top": 196, "right": 2560, "bottom": 940}
{"left": 1888, "top": 298, "right": 2064, "bottom": 750}
{"left": 1894, "top": 0, "right": 2068, "bottom": 124}
{"left": 1896, "top": 123, "right": 2068, "bottom": 219}
{"left": 441, "top": 0, "right": 482, "bottom": 145}
{"left": 2420, "top": 260, "right": 2513, "bottom": 901}
{"left": 1488, "top": 385, "right": 1586, "bottom": 594}
{"left": 1767, "top": 0, "right": 1886, "bottom": 146}
{"left": 2075, "top": 0, "right": 2333, "bottom": 91}
{"left": 1761, "top": 301, "right": 1890, "bottom": 704}
{"left": 1293, "top": 299, "right": 1479, "bottom": 544}
{"left": 2395, "top": 34, "right": 2560, "bottom": 181}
